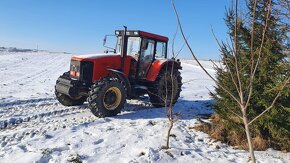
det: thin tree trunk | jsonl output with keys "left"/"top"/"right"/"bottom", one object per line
{"left": 165, "top": 119, "right": 174, "bottom": 149}
{"left": 242, "top": 112, "right": 256, "bottom": 163}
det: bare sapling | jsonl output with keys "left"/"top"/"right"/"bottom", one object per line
{"left": 163, "top": 64, "right": 175, "bottom": 149}
{"left": 163, "top": 27, "right": 181, "bottom": 149}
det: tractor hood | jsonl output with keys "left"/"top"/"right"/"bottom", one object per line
{"left": 71, "top": 53, "right": 120, "bottom": 61}
{"left": 70, "top": 53, "right": 122, "bottom": 81}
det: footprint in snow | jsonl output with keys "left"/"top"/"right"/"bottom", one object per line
{"left": 1, "top": 141, "right": 8, "bottom": 147}
{"left": 17, "top": 145, "right": 28, "bottom": 152}
{"left": 44, "top": 134, "right": 53, "bottom": 139}
{"left": 30, "top": 132, "right": 36, "bottom": 138}
{"left": 148, "top": 148, "right": 160, "bottom": 161}
{"left": 93, "top": 139, "right": 104, "bottom": 145}
{"left": 147, "top": 120, "right": 157, "bottom": 126}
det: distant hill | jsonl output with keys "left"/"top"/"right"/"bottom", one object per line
{"left": 0, "top": 47, "right": 70, "bottom": 54}
{"left": 0, "top": 47, "right": 38, "bottom": 53}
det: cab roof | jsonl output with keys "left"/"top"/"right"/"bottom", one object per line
{"left": 115, "top": 30, "right": 168, "bottom": 42}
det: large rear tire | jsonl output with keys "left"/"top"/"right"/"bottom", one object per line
{"left": 148, "top": 68, "right": 182, "bottom": 107}
{"left": 88, "top": 78, "right": 126, "bottom": 117}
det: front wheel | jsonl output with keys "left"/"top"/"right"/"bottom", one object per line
{"left": 55, "top": 91, "right": 87, "bottom": 106}
{"left": 55, "top": 72, "right": 87, "bottom": 106}
{"left": 88, "top": 78, "right": 126, "bottom": 117}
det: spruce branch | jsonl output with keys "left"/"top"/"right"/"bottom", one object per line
{"left": 248, "top": 76, "right": 290, "bottom": 125}
{"left": 245, "top": 0, "right": 272, "bottom": 109}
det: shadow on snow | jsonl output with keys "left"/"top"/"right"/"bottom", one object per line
{"left": 116, "top": 98, "right": 214, "bottom": 120}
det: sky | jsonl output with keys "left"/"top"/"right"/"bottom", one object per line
{"left": 0, "top": 0, "right": 230, "bottom": 60}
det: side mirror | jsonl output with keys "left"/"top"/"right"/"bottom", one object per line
{"left": 102, "top": 34, "right": 116, "bottom": 53}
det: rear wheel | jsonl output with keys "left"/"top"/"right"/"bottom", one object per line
{"left": 88, "top": 78, "right": 126, "bottom": 117}
{"left": 148, "top": 68, "right": 182, "bottom": 107}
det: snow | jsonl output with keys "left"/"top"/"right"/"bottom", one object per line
{"left": 0, "top": 51, "right": 289, "bottom": 163}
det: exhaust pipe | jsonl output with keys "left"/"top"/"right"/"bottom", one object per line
{"left": 121, "top": 26, "right": 127, "bottom": 72}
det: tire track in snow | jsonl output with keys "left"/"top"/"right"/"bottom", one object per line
{"left": 0, "top": 53, "right": 36, "bottom": 69}
{"left": 0, "top": 97, "right": 55, "bottom": 108}
{"left": 0, "top": 112, "right": 98, "bottom": 150}
{"left": 0, "top": 105, "right": 88, "bottom": 129}
{"left": 0, "top": 53, "right": 56, "bottom": 72}
{"left": 0, "top": 99, "right": 156, "bottom": 150}
{"left": 0, "top": 103, "right": 99, "bottom": 149}
{"left": 1, "top": 59, "right": 60, "bottom": 85}
{"left": 1, "top": 54, "right": 69, "bottom": 85}
{"left": 16, "top": 59, "right": 69, "bottom": 86}
{"left": 0, "top": 99, "right": 152, "bottom": 129}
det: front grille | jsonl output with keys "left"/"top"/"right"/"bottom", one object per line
{"left": 80, "top": 61, "right": 93, "bottom": 84}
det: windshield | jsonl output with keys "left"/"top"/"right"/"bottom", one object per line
{"left": 127, "top": 37, "right": 141, "bottom": 58}
{"left": 115, "top": 36, "right": 141, "bottom": 59}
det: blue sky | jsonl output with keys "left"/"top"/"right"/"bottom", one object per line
{"left": 0, "top": 0, "right": 229, "bottom": 59}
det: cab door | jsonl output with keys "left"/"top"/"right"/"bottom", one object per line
{"left": 137, "top": 38, "right": 155, "bottom": 79}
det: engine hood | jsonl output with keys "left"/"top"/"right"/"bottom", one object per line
{"left": 71, "top": 53, "right": 120, "bottom": 61}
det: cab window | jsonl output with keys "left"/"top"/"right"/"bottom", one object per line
{"left": 155, "top": 41, "right": 166, "bottom": 58}
{"left": 141, "top": 39, "right": 155, "bottom": 61}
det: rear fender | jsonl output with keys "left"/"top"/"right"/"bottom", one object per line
{"left": 146, "top": 59, "right": 182, "bottom": 82}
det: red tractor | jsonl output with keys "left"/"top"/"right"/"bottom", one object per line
{"left": 55, "top": 27, "right": 182, "bottom": 117}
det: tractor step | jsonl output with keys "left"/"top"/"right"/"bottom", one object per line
{"left": 128, "top": 85, "right": 148, "bottom": 99}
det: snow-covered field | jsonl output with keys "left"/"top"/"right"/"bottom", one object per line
{"left": 0, "top": 51, "right": 289, "bottom": 163}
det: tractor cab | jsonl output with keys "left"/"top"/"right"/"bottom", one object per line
{"left": 104, "top": 29, "right": 170, "bottom": 81}
{"left": 55, "top": 28, "right": 182, "bottom": 117}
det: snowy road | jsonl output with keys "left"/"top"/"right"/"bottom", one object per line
{"left": 0, "top": 51, "right": 289, "bottom": 162}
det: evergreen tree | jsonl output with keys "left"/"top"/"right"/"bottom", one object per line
{"left": 211, "top": 0, "right": 290, "bottom": 151}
